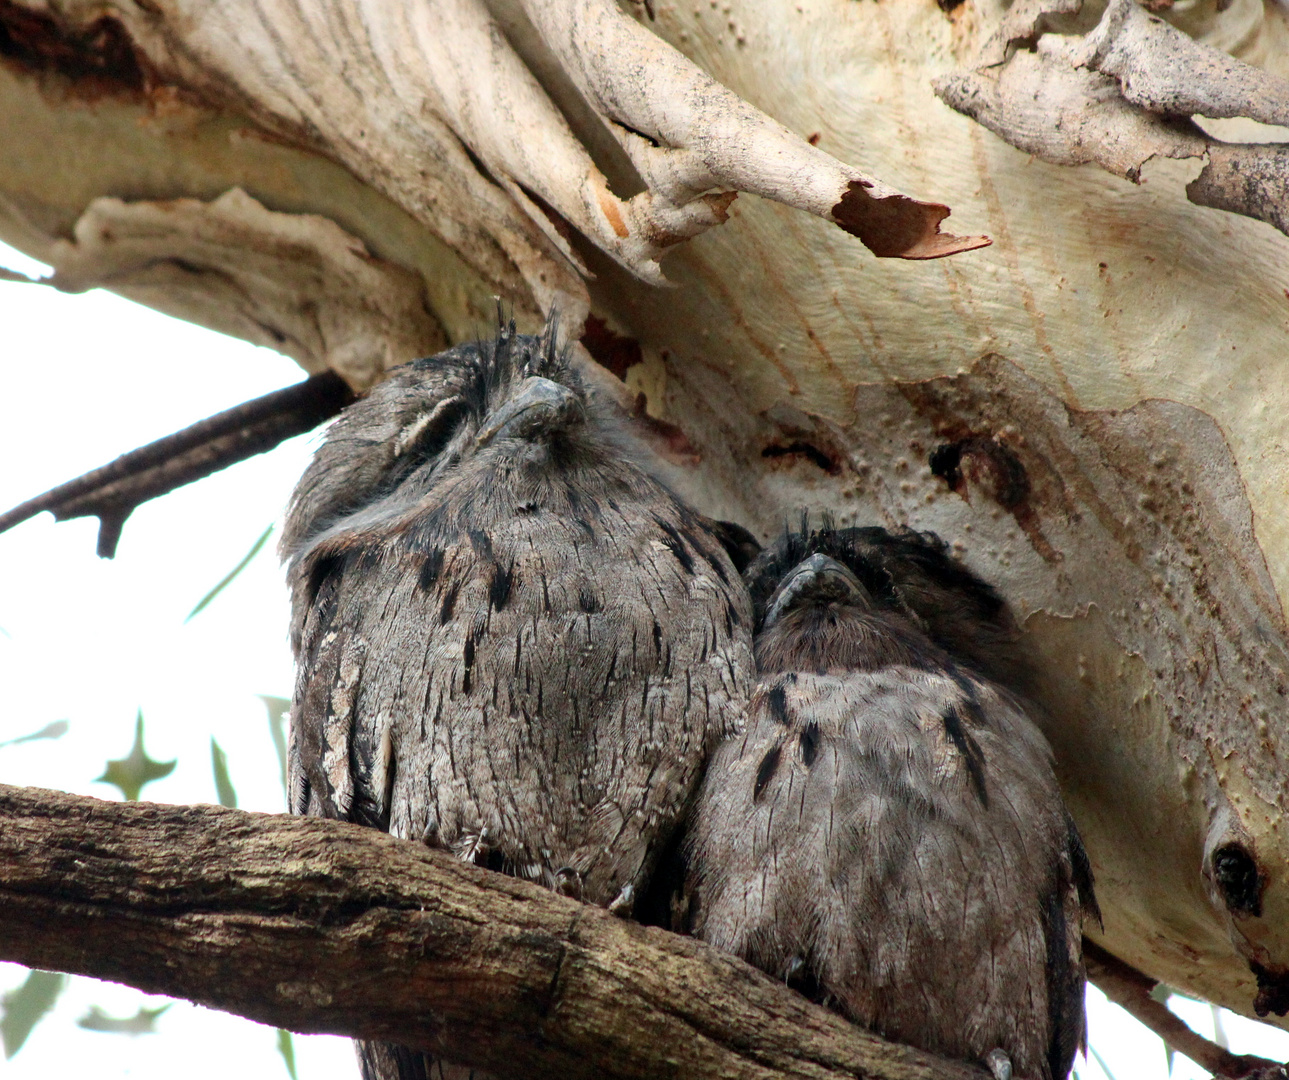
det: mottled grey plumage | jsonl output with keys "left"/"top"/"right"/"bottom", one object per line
{"left": 282, "top": 320, "right": 754, "bottom": 1079}
{"left": 687, "top": 525, "right": 1096, "bottom": 1080}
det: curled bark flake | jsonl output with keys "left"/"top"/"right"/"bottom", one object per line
{"left": 831, "top": 182, "right": 978, "bottom": 260}
{"left": 1077, "top": 0, "right": 1289, "bottom": 126}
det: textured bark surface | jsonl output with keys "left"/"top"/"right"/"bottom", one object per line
{"left": 3, "top": 0, "right": 1289, "bottom": 1038}
{"left": 0, "top": 783, "right": 990, "bottom": 1080}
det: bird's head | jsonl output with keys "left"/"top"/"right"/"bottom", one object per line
{"left": 762, "top": 552, "right": 877, "bottom": 629}
{"left": 281, "top": 317, "right": 588, "bottom": 562}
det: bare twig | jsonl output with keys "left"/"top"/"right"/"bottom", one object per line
{"left": 0, "top": 372, "right": 353, "bottom": 558}
{"left": 1084, "top": 941, "right": 1285, "bottom": 1080}
{"left": 0, "top": 783, "right": 988, "bottom": 1080}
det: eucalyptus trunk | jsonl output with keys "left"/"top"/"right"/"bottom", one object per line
{"left": 2, "top": 0, "right": 1287, "bottom": 1052}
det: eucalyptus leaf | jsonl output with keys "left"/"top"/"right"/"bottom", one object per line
{"left": 277, "top": 1028, "right": 298, "bottom": 1080}
{"left": 260, "top": 695, "right": 291, "bottom": 800}
{"left": 0, "top": 720, "right": 69, "bottom": 748}
{"left": 1, "top": 969, "right": 65, "bottom": 1058}
{"left": 186, "top": 523, "right": 274, "bottom": 622}
{"left": 210, "top": 738, "right": 238, "bottom": 808}
{"left": 1088, "top": 1043, "right": 1120, "bottom": 1080}
{"left": 96, "top": 711, "right": 176, "bottom": 801}
{"left": 77, "top": 1003, "right": 170, "bottom": 1035}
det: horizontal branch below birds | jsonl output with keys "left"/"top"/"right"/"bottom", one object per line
{"left": 0, "top": 783, "right": 991, "bottom": 1080}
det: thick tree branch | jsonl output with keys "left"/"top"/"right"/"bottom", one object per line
{"left": 0, "top": 784, "right": 987, "bottom": 1080}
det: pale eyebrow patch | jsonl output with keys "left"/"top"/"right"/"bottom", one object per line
{"left": 393, "top": 396, "right": 464, "bottom": 457}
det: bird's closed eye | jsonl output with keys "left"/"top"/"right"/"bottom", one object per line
{"left": 394, "top": 397, "right": 469, "bottom": 458}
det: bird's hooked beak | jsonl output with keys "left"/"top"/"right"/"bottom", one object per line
{"left": 763, "top": 553, "right": 875, "bottom": 629}
{"left": 475, "top": 377, "right": 585, "bottom": 447}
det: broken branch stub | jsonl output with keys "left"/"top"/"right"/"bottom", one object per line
{"left": 1076, "top": 0, "right": 1289, "bottom": 126}
{"left": 0, "top": 372, "right": 354, "bottom": 558}
{"left": 1187, "top": 143, "right": 1289, "bottom": 236}
{"left": 934, "top": 43, "right": 1208, "bottom": 184}
{"left": 515, "top": 0, "right": 990, "bottom": 262}
{"left": 937, "top": 0, "right": 1289, "bottom": 240}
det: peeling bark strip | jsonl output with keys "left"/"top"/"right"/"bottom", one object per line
{"left": 936, "top": 0, "right": 1289, "bottom": 239}
{"left": 43, "top": 189, "right": 450, "bottom": 391}
{"left": 0, "top": 784, "right": 989, "bottom": 1080}
{"left": 0, "top": 372, "right": 353, "bottom": 557}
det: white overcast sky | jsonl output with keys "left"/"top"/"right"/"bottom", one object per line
{"left": 0, "top": 239, "right": 1285, "bottom": 1080}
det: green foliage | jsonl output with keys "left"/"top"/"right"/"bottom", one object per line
{"left": 1, "top": 970, "right": 65, "bottom": 1058}
{"left": 76, "top": 1003, "right": 170, "bottom": 1035}
{"left": 277, "top": 1027, "right": 298, "bottom": 1080}
{"left": 260, "top": 694, "right": 291, "bottom": 800}
{"left": 211, "top": 738, "right": 238, "bottom": 808}
{"left": 0, "top": 720, "right": 68, "bottom": 748}
{"left": 95, "top": 711, "right": 176, "bottom": 801}
{"left": 186, "top": 523, "right": 275, "bottom": 622}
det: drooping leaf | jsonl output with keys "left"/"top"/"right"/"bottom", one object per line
{"left": 1, "top": 969, "right": 65, "bottom": 1058}
{"left": 277, "top": 1027, "right": 298, "bottom": 1080}
{"left": 1088, "top": 1043, "right": 1120, "bottom": 1080}
{"left": 1210, "top": 1003, "right": 1229, "bottom": 1050}
{"left": 77, "top": 1003, "right": 170, "bottom": 1035}
{"left": 0, "top": 720, "right": 69, "bottom": 748}
{"left": 210, "top": 738, "right": 238, "bottom": 808}
{"left": 95, "top": 711, "right": 176, "bottom": 801}
{"left": 260, "top": 694, "right": 291, "bottom": 800}
{"left": 186, "top": 523, "right": 274, "bottom": 622}
{"left": 1149, "top": 989, "right": 1177, "bottom": 1073}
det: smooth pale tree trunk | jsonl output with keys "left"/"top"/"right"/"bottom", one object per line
{"left": 2, "top": 0, "right": 1288, "bottom": 1054}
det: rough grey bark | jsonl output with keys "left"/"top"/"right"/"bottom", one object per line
{"left": 0, "top": 782, "right": 991, "bottom": 1080}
